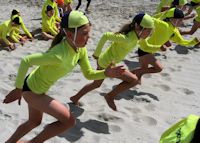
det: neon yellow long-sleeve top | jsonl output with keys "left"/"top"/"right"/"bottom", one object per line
{"left": 139, "top": 18, "right": 198, "bottom": 53}
{"left": 15, "top": 39, "right": 106, "bottom": 94}
{"left": 194, "top": 6, "right": 200, "bottom": 22}
{"left": 42, "top": 15, "right": 58, "bottom": 36}
{"left": 93, "top": 31, "right": 138, "bottom": 68}
{"left": 156, "top": 0, "right": 173, "bottom": 13}
{"left": 64, "top": 0, "right": 73, "bottom": 4}
{"left": 10, "top": 27, "right": 22, "bottom": 43}
{"left": 9, "top": 16, "right": 32, "bottom": 42}
{"left": 42, "top": 0, "right": 61, "bottom": 22}
{"left": 0, "top": 20, "right": 13, "bottom": 45}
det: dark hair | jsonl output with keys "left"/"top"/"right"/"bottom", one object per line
{"left": 163, "top": 8, "right": 184, "bottom": 21}
{"left": 12, "top": 17, "right": 21, "bottom": 25}
{"left": 171, "top": 0, "right": 179, "bottom": 7}
{"left": 50, "top": 12, "right": 71, "bottom": 48}
{"left": 51, "top": 12, "right": 90, "bottom": 48}
{"left": 174, "top": 8, "right": 184, "bottom": 18}
{"left": 190, "top": 1, "right": 199, "bottom": 7}
{"left": 46, "top": 5, "right": 53, "bottom": 12}
{"left": 11, "top": 9, "right": 19, "bottom": 17}
{"left": 118, "top": 13, "right": 145, "bottom": 35}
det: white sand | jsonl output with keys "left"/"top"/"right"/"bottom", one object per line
{"left": 0, "top": 0, "right": 200, "bottom": 142}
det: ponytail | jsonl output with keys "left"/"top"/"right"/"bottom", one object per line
{"left": 50, "top": 29, "right": 65, "bottom": 49}
{"left": 117, "top": 22, "right": 135, "bottom": 35}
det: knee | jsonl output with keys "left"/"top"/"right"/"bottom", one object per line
{"left": 62, "top": 114, "right": 76, "bottom": 128}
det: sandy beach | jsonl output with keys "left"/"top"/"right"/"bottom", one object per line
{"left": 0, "top": 0, "right": 200, "bottom": 142}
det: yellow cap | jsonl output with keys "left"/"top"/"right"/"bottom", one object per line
{"left": 68, "top": 11, "right": 89, "bottom": 28}
{"left": 140, "top": 14, "right": 154, "bottom": 28}
{"left": 191, "top": 0, "right": 200, "bottom": 3}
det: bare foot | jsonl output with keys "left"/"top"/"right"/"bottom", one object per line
{"left": 70, "top": 96, "right": 80, "bottom": 106}
{"left": 104, "top": 95, "right": 117, "bottom": 111}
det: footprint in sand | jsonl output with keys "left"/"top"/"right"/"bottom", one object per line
{"left": 144, "top": 104, "right": 156, "bottom": 112}
{"left": 109, "top": 124, "right": 121, "bottom": 132}
{"left": 178, "top": 88, "right": 195, "bottom": 95}
{"left": 125, "top": 107, "right": 142, "bottom": 114}
{"left": 8, "top": 74, "right": 16, "bottom": 81}
{"left": 134, "top": 116, "right": 157, "bottom": 126}
{"left": 160, "top": 73, "right": 171, "bottom": 81}
{"left": 141, "top": 116, "right": 157, "bottom": 126}
{"left": 153, "top": 84, "right": 170, "bottom": 92}
{"left": 97, "top": 113, "right": 124, "bottom": 122}
{"left": 168, "top": 67, "right": 176, "bottom": 72}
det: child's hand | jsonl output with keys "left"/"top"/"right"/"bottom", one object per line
{"left": 3, "top": 88, "right": 22, "bottom": 105}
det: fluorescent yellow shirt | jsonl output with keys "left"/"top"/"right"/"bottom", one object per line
{"left": 42, "top": 15, "right": 58, "bottom": 36}
{"left": 139, "top": 18, "right": 198, "bottom": 53}
{"left": 160, "top": 114, "right": 199, "bottom": 143}
{"left": 15, "top": 39, "right": 106, "bottom": 94}
{"left": 42, "top": 0, "right": 61, "bottom": 22}
{"left": 194, "top": 6, "right": 200, "bottom": 22}
{"left": 64, "top": 0, "right": 73, "bottom": 4}
{"left": 156, "top": 0, "right": 173, "bottom": 13}
{"left": 93, "top": 31, "right": 138, "bottom": 68}
{"left": 0, "top": 20, "right": 13, "bottom": 45}
{"left": 9, "top": 16, "right": 32, "bottom": 43}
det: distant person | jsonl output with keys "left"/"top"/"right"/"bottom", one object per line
{"left": 180, "top": 0, "right": 200, "bottom": 35}
{"left": 63, "top": 0, "right": 73, "bottom": 12}
{"left": 76, "top": 0, "right": 91, "bottom": 13}
{"left": 10, "top": 9, "right": 33, "bottom": 45}
{"left": 0, "top": 17, "right": 21, "bottom": 51}
{"left": 56, "top": 0, "right": 65, "bottom": 17}
{"left": 42, "top": 0, "right": 61, "bottom": 22}
{"left": 42, "top": 5, "right": 59, "bottom": 40}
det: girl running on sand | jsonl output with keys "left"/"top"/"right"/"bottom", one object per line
{"left": 132, "top": 8, "right": 199, "bottom": 87}
{"left": 70, "top": 13, "right": 155, "bottom": 111}
{"left": 3, "top": 10, "right": 124, "bottom": 143}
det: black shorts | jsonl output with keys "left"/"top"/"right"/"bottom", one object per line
{"left": 22, "top": 75, "right": 31, "bottom": 92}
{"left": 138, "top": 48, "right": 150, "bottom": 57}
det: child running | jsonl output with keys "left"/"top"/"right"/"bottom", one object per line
{"left": 132, "top": 8, "right": 199, "bottom": 85}
{"left": 3, "top": 10, "right": 124, "bottom": 143}
{"left": 70, "top": 13, "right": 155, "bottom": 111}
{"left": 180, "top": 0, "right": 200, "bottom": 35}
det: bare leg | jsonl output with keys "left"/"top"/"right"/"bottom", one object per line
{"left": 70, "top": 79, "right": 104, "bottom": 105}
{"left": 181, "top": 21, "right": 200, "bottom": 35}
{"left": 85, "top": 0, "right": 91, "bottom": 11}
{"left": 76, "top": 0, "right": 81, "bottom": 10}
{"left": 41, "top": 32, "right": 54, "bottom": 40}
{"left": 7, "top": 92, "right": 76, "bottom": 143}
{"left": 5, "top": 101, "right": 43, "bottom": 143}
{"left": 104, "top": 70, "right": 139, "bottom": 111}
{"left": 131, "top": 54, "right": 163, "bottom": 79}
